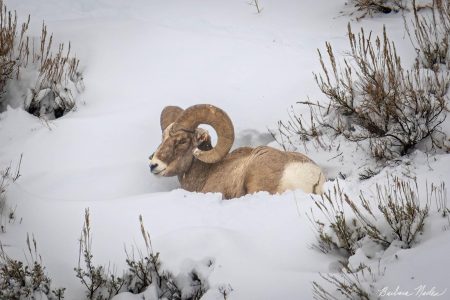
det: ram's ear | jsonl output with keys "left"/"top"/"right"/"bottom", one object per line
{"left": 195, "top": 128, "right": 213, "bottom": 151}
{"left": 160, "top": 106, "right": 184, "bottom": 131}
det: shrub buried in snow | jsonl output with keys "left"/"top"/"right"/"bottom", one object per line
{"left": 0, "top": 155, "right": 22, "bottom": 233}
{"left": 350, "top": 0, "right": 406, "bottom": 19}
{"left": 0, "top": 0, "right": 83, "bottom": 119}
{"left": 405, "top": 0, "right": 450, "bottom": 70}
{"left": 75, "top": 209, "right": 212, "bottom": 300}
{"left": 0, "top": 234, "right": 65, "bottom": 299}
{"left": 309, "top": 177, "right": 442, "bottom": 299}
{"left": 310, "top": 176, "right": 432, "bottom": 257}
{"left": 275, "top": 23, "right": 448, "bottom": 160}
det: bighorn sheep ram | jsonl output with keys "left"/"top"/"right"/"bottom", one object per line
{"left": 149, "top": 104, "right": 325, "bottom": 199}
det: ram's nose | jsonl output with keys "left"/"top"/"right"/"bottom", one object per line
{"left": 148, "top": 153, "right": 166, "bottom": 175}
{"left": 148, "top": 153, "right": 156, "bottom": 172}
{"left": 149, "top": 162, "right": 159, "bottom": 172}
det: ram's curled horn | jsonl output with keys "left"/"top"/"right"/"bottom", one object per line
{"left": 174, "top": 104, "right": 234, "bottom": 163}
{"left": 160, "top": 106, "right": 184, "bottom": 131}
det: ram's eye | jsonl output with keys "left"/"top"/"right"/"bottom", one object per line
{"left": 177, "top": 138, "right": 188, "bottom": 145}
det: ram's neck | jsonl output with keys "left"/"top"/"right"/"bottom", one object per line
{"left": 178, "top": 158, "right": 211, "bottom": 192}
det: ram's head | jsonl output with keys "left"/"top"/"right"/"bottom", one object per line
{"left": 149, "top": 104, "right": 235, "bottom": 176}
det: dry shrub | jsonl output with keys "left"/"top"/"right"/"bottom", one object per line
{"left": 431, "top": 182, "right": 449, "bottom": 217}
{"left": 309, "top": 177, "right": 437, "bottom": 299}
{"left": 350, "top": 0, "right": 406, "bottom": 19}
{"left": 276, "top": 23, "right": 448, "bottom": 160}
{"left": 308, "top": 181, "right": 365, "bottom": 256}
{"left": 352, "top": 177, "right": 430, "bottom": 248}
{"left": 312, "top": 263, "right": 377, "bottom": 300}
{"left": 0, "top": 1, "right": 27, "bottom": 108}
{"left": 0, "top": 155, "right": 21, "bottom": 233}
{"left": 75, "top": 209, "right": 211, "bottom": 300}
{"left": 310, "top": 176, "right": 432, "bottom": 256}
{"left": 406, "top": 0, "right": 450, "bottom": 70}
{"left": 0, "top": 234, "right": 65, "bottom": 299}
{"left": 25, "top": 24, "right": 83, "bottom": 119}
{"left": 0, "top": 0, "right": 83, "bottom": 119}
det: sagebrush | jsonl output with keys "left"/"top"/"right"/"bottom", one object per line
{"left": 0, "top": 0, "right": 83, "bottom": 119}
{"left": 0, "top": 155, "right": 21, "bottom": 233}
{"left": 349, "top": 0, "right": 406, "bottom": 19}
{"left": 312, "top": 263, "right": 378, "bottom": 300}
{"left": 310, "top": 176, "right": 432, "bottom": 256}
{"left": 309, "top": 176, "right": 441, "bottom": 299}
{"left": 406, "top": 0, "right": 450, "bottom": 70}
{"left": 275, "top": 23, "right": 449, "bottom": 160}
{"left": 75, "top": 209, "right": 211, "bottom": 300}
{"left": 0, "top": 234, "right": 65, "bottom": 299}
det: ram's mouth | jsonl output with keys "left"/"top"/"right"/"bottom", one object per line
{"left": 149, "top": 165, "right": 166, "bottom": 176}
{"left": 152, "top": 169, "right": 166, "bottom": 176}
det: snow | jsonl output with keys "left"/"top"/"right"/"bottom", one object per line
{"left": 1, "top": 0, "right": 449, "bottom": 299}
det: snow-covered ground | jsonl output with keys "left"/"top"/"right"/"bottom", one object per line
{"left": 1, "top": 0, "right": 449, "bottom": 299}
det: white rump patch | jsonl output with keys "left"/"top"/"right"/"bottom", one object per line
{"left": 278, "top": 162, "right": 324, "bottom": 194}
